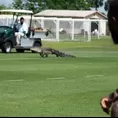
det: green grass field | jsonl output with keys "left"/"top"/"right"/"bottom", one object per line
{"left": 0, "top": 37, "right": 118, "bottom": 117}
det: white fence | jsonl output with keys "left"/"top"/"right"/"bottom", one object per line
{"left": 0, "top": 15, "right": 108, "bottom": 42}
{"left": 33, "top": 18, "right": 108, "bottom": 42}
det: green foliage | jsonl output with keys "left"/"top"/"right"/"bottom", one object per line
{"left": 0, "top": 4, "right": 7, "bottom": 10}
{"left": 12, "top": 0, "right": 24, "bottom": 9}
{"left": 0, "top": 4, "right": 13, "bottom": 14}
{"left": 11, "top": 0, "right": 105, "bottom": 14}
{"left": 94, "top": 0, "right": 104, "bottom": 11}
{"left": 104, "top": 1, "right": 108, "bottom": 11}
{"left": 44, "top": 0, "right": 92, "bottom": 10}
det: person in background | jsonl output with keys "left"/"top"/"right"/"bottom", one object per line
{"left": 15, "top": 17, "right": 28, "bottom": 45}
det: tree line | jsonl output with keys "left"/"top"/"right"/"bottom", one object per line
{"left": 0, "top": 0, "right": 109, "bottom": 14}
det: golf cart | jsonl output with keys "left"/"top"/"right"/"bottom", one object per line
{"left": 0, "top": 9, "right": 44, "bottom": 53}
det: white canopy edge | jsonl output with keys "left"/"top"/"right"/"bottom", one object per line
{"left": 0, "top": 9, "right": 33, "bottom": 14}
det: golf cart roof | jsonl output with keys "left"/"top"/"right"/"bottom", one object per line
{"left": 0, "top": 9, "right": 33, "bottom": 14}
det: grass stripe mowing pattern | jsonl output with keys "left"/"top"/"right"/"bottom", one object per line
{"left": 0, "top": 37, "right": 118, "bottom": 116}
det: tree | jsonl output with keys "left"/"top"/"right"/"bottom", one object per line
{"left": 90, "top": 0, "right": 104, "bottom": 11}
{"left": 0, "top": 4, "right": 7, "bottom": 10}
{"left": 0, "top": 4, "right": 14, "bottom": 14}
{"left": 12, "top": 0, "right": 24, "bottom": 9}
{"left": 25, "top": 0, "right": 45, "bottom": 13}
{"left": 12, "top": 0, "right": 43, "bottom": 13}
{"left": 11, "top": 0, "right": 104, "bottom": 14}
{"left": 104, "top": 0, "right": 115, "bottom": 12}
{"left": 104, "top": 0, "right": 109, "bottom": 11}
{"left": 44, "top": 0, "right": 93, "bottom": 10}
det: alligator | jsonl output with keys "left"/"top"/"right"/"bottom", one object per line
{"left": 30, "top": 47, "right": 76, "bottom": 58}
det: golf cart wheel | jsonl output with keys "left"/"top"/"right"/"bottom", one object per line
{"left": 2, "top": 42, "right": 12, "bottom": 53}
{"left": 32, "top": 42, "right": 41, "bottom": 53}
{"left": 16, "top": 49, "right": 25, "bottom": 53}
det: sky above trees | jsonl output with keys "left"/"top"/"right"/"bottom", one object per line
{"left": 0, "top": 0, "right": 13, "bottom": 6}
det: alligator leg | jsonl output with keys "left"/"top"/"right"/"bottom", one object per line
{"left": 40, "top": 52, "right": 48, "bottom": 58}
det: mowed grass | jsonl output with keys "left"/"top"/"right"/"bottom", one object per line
{"left": 0, "top": 37, "right": 118, "bottom": 116}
